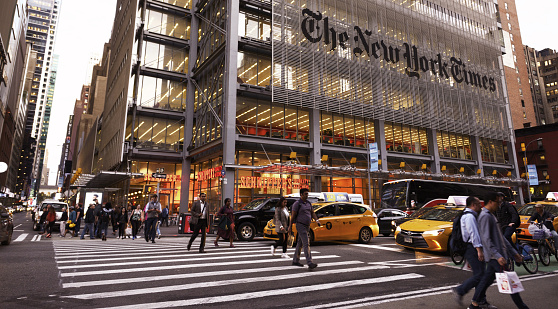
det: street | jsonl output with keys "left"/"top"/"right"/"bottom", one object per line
{"left": 2, "top": 211, "right": 558, "bottom": 309}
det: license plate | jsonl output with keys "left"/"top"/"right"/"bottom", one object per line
{"left": 404, "top": 236, "right": 412, "bottom": 243}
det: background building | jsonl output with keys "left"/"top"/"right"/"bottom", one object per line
{"left": 496, "top": 0, "right": 537, "bottom": 128}
{"left": 536, "top": 49, "right": 558, "bottom": 123}
{"left": 524, "top": 45, "right": 552, "bottom": 125}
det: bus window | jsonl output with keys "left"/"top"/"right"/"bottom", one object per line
{"left": 381, "top": 182, "right": 408, "bottom": 209}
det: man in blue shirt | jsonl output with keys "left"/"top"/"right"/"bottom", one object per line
{"left": 452, "top": 196, "right": 484, "bottom": 306}
{"left": 288, "top": 188, "right": 321, "bottom": 270}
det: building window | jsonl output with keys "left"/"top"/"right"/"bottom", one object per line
{"left": 508, "top": 23, "right": 512, "bottom": 31}
{"left": 130, "top": 116, "right": 183, "bottom": 152}
{"left": 506, "top": 13, "right": 510, "bottom": 20}
{"left": 437, "top": 130, "right": 471, "bottom": 159}
{"left": 238, "top": 12, "right": 271, "bottom": 41}
{"left": 321, "top": 112, "right": 374, "bottom": 148}
{"left": 385, "top": 122, "right": 428, "bottom": 155}
{"left": 505, "top": 3, "right": 508, "bottom": 10}
{"left": 145, "top": 9, "right": 190, "bottom": 40}
{"left": 237, "top": 52, "right": 271, "bottom": 87}
{"left": 142, "top": 42, "right": 188, "bottom": 73}
{"left": 137, "top": 76, "right": 186, "bottom": 111}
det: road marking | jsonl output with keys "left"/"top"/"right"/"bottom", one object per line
{"left": 13, "top": 233, "right": 28, "bottom": 242}
{"left": 56, "top": 248, "right": 305, "bottom": 264}
{"left": 350, "top": 243, "right": 405, "bottom": 252}
{"left": 96, "top": 273, "right": 424, "bottom": 308}
{"left": 66, "top": 264, "right": 390, "bottom": 299}
{"left": 53, "top": 242, "right": 261, "bottom": 253}
{"left": 14, "top": 224, "right": 22, "bottom": 229}
{"left": 56, "top": 251, "right": 322, "bottom": 269}
{"left": 59, "top": 255, "right": 341, "bottom": 277}
{"left": 62, "top": 261, "right": 363, "bottom": 288}
{"left": 31, "top": 235, "right": 41, "bottom": 241}
{"left": 55, "top": 245, "right": 266, "bottom": 259}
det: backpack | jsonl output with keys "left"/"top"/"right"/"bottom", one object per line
{"left": 450, "top": 211, "right": 473, "bottom": 255}
{"left": 100, "top": 209, "right": 110, "bottom": 223}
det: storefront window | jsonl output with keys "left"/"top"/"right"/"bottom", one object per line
{"left": 128, "top": 161, "right": 182, "bottom": 214}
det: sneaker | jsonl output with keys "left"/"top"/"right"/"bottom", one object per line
{"left": 308, "top": 263, "right": 318, "bottom": 269}
{"left": 158, "top": 234, "right": 161, "bottom": 239}
{"left": 292, "top": 262, "right": 304, "bottom": 267}
{"left": 117, "top": 236, "right": 120, "bottom": 239}
{"left": 478, "top": 301, "right": 498, "bottom": 309}
{"left": 281, "top": 253, "right": 290, "bottom": 259}
{"left": 468, "top": 304, "right": 480, "bottom": 309}
{"left": 271, "top": 245, "right": 276, "bottom": 256}
{"left": 451, "top": 287, "right": 463, "bottom": 306}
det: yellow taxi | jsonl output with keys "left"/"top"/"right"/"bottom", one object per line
{"left": 394, "top": 206, "right": 463, "bottom": 252}
{"left": 516, "top": 201, "right": 558, "bottom": 242}
{"left": 263, "top": 202, "right": 379, "bottom": 243}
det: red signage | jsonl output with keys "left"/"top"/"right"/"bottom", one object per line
{"left": 144, "top": 174, "right": 182, "bottom": 182}
{"left": 198, "top": 166, "right": 222, "bottom": 181}
{"left": 240, "top": 176, "right": 309, "bottom": 190}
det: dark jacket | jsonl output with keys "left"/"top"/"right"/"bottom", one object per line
{"left": 60, "top": 212, "right": 68, "bottom": 221}
{"left": 84, "top": 207, "right": 95, "bottom": 223}
{"left": 118, "top": 212, "right": 128, "bottom": 224}
{"left": 495, "top": 201, "right": 520, "bottom": 229}
{"left": 529, "top": 210, "right": 556, "bottom": 231}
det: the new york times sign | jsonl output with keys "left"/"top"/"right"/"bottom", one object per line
{"left": 301, "top": 9, "right": 497, "bottom": 92}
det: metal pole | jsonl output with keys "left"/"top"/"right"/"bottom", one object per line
{"left": 524, "top": 149, "right": 530, "bottom": 203}
{"left": 367, "top": 147, "right": 372, "bottom": 209}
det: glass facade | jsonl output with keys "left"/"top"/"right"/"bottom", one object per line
{"left": 437, "top": 130, "right": 472, "bottom": 160}
{"left": 145, "top": 8, "right": 191, "bottom": 40}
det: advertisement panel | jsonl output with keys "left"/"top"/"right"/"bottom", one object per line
{"left": 369, "top": 142, "right": 378, "bottom": 172}
{"left": 527, "top": 165, "right": 538, "bottom": 186}
{"left": 84, "top": 192, "right": 103, "bottom": 206}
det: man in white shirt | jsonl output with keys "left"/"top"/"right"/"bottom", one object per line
{"left": 188, "top": 193, "right": 210, "bottom": 253}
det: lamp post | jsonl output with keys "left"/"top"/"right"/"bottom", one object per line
{"left": 522, "top": 137, "right": 543, "bottom": 203}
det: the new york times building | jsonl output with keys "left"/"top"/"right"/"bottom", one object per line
{"left": 187, "top": 0, "right": 522, "bottom": 208}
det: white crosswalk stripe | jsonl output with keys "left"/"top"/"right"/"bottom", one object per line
{"left": 53, "top": 239, "right": 425, "bottom": 308}
{"left": 13, "top": 233, "right": 28, "bottom": 242}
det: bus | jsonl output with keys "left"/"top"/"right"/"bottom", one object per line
{"left": 380, "top": 179, "right": 514, "bottom": 211}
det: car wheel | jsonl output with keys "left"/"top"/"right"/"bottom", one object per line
{"left": 358, "top": 227, "right": 372, "bottom": 244}
{"left": 382, "top": 233, "right": 391, "bottom": 237}
{"left": 237, "top": 222, "right": 255, "bottom": 241}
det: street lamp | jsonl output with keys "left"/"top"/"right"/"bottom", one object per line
{"left": 521, "top": 137, "right": 543, "bottom": 203}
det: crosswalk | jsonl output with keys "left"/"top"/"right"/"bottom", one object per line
{"left": 51, "top": 238, "right": 430, "bottom": 308}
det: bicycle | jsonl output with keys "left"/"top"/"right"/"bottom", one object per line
{"left": 505, "top": 241, "right": 538, "bottom": 274}
{"left": 531, "top": 222, "right": 558, "bottom": 266}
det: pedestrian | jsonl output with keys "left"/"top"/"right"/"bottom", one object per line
{"left": 117, "top": 207, "right": 128, "bottom": 239}
{"left": 112, "top": 205, "right": 120, "bottom": 236}
{"left": 126, "top": 204, "right": 133, "bottom": 222}
{"left": 80, "top": 204, "right": 96, "bottom": 239}
{"left": 39, "top": 206, "right": 48, "bottom": 234}
{"left": 99, "top": 202, "right": 114, "bottom": 241}
{"left": 130, "top": 204, "right": 143, "bottom": 240}
{"left": 271, "top": 197, "right": 291, "bottom": 258}
{"left": 161, "top": 206, "right": 169, "bottom": 227}
{"left": 472, "top": 192, "right": 528, "bottom": 309}
{"left": 66, "top": 206, "right": 76, "bottom": 237}
{"left": 144, "top": 194, "right": 162, "bottom": 243}
{"left": 289, "top": 188, "right": 320, "bottom": 269}
{"left": 74, "top": 203, "right": 83, "bottom": 237}
{"left": 529, "top": 204, "right": 558, "bottom": 245}
{"left": 94, "top": 199, "right": 103, "bottom": 238}
{"left": 214, "top": 198, "right": 235, "bottom": 248}
{"left": 188, "top": 192, "right": 209, "bottom": 253}
{"left": 452, "top": 196, "right": 485, "bottom": 306}
{"left": 45, "top": 206, "right": 56, "bottom": 238}
{"left": 59, "top": 207, "right": 68, "bottom": 237}
{"left": 495, "top": 192, "right": 520, "bottom": 249}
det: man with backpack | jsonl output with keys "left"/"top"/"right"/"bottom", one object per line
{"left": 452, "top": 196, "right": 485, "bottom": 307}
{"left": 495, "top": 192, "right": 520, "bottom": 249}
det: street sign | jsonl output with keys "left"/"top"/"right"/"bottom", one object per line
{"left": 151, "top": 173, "right": 167, "bottom": 179}
{"left": 527, "top": 165, "right": 538, "bottom": 186}
{"left": 368, "top": 143, "right": 378, "bottom": 172}
{"left": 221, "top": 169, "right": 226, "bottom": 177}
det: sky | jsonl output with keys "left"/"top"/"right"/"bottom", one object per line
{"left": 44, "top": 0, "right": 558, "bottom": 185}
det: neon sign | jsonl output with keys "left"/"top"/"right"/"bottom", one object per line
{"left": 240, "top": 177, "right": 309, "bottom": 190}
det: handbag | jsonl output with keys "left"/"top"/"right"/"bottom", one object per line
{"left": 496, "top": 271, "right": 524, "bottom": 294}
{"left": 218, "top": 217, "right": 230, "bottom": 230}
{"left": 287, "top": 233, "right": 295, "bottom": 247}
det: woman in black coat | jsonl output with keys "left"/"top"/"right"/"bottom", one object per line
{"left": 117, "top": 207, "right": 128, "bottom": 239}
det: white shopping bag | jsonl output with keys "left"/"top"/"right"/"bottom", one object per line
{"left": 496, "top": 271, "right": 524, "bottom": 294}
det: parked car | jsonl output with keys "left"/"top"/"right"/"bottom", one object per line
{"left": 0, "top": 205, "right": 14, "bottom": 245}
{"left": 263, "top": 202, "right": 379, "bottom": 244}
{"left": 376, "top": 209, "right": 408, "bottom": 236}
{"left": 33, "top": 199, "right": 68, "bottom": 231}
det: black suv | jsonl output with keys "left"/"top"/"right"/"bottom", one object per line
{"left": 233, "top": 197, "right": 299, "bottom": 241}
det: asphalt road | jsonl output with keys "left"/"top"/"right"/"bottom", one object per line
{"left": 1, "top": 211, "right": 557, "bottom": 309}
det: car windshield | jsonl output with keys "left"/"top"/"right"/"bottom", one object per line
{"left": 44, "top": 203, "right": 65, "bottom": 211}
{"left": 410, "top": 207, "right": 435, "bottom": 218}
{"left": 420, "top": 208, "right": 462, "bottom": 221}
{"left": 519, "top": 204, "right": 558, "bottom": 216}
{"left": 242, "top": 199, "right": 266, "bottom": 210}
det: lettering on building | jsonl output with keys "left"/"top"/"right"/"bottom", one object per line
{"left": 144, "top": 174, "right": 182, "bottom": 182}
{"left": 301, "top": 8, "right": 496, "bottom": 92}
{"left": 240, "top": 177, "right": 310, "bottom": 190}
{"left": 197, "top": 166, "right": 223, "bottom": 182}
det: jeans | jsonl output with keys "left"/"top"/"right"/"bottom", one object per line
{"left": 75, "top": 219, "right": 81, "bottom": 235}
{"left": 81, "top": 223, "right": 95, "bottom": 239}
{"left": 131, "top": 220, "right": 141, "bottom": 238}
{"left": 188, "top": 219, "right": 207, "bottom": 252}
{"left": 550, "top": 230, "right": 558, "bottom": 248}
{"left": 274, "top": 232, "right": 288, "bottom": 253}
{"left": 293, "top": 223, "right": 312, "bottom": 265}
{"left": 100, "top": 222, "right": 109, "bottom": 237}
{"left": 144, "top": 217, "right": 158, "bottom": 241}
{"left": 474, "top": 259, "right": 528, "bottom": 308}
{"left": 456, "top": 244, "right": 485, "bottom": 297}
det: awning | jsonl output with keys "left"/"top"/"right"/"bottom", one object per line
{"left": 71, "top": 171, "right": 144, "bottom": 189}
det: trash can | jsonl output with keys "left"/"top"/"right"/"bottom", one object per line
{"left": 178, "top": 213, "right": 213, "bottom": 234}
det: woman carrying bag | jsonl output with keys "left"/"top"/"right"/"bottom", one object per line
{"left": 214, "top": 198, "right": 235, "bottom": 248}
{"left": 45, "top": 206, "right": 56, "bottom": 238}
{"left": 271, "top": 197, "right": 290, "bottom": 258}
